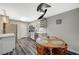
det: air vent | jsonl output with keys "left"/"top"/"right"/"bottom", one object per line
{"left": 56, "top": 19, "right": 62, "bottom": 24}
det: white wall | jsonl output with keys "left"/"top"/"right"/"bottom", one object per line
{"left": 10, "top": 20, "right": 29, "bottom": 39}
{"left": 47, "top": 8, "right": 79, "bottom": 53}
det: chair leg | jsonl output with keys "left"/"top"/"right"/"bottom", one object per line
{"left": 49, "top": 48, "right": 53, "bottom": 55}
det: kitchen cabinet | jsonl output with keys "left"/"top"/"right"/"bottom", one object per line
{"left": 0, "top": 33, "right": 15, "bottom": 54}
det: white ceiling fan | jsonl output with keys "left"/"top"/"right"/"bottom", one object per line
{"left": 37, "top": 3, "right": 51, "bottom": 19}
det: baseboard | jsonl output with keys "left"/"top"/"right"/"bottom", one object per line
{"left": 69, "top": 49, "right": 79, "bottom": 54}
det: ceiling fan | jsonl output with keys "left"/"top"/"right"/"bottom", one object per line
{"left": 37, "top": 3, "right": 51, "bottom": 19}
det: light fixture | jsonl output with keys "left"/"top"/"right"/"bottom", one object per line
{"left": 37, "top": 27, "right": 46, "bottom": 34}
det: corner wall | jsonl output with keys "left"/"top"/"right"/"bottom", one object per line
{"left": 47, "top": 8, "right": 79, "bottom": 53}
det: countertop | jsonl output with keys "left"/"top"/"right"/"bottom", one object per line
{"left": 0, "top": 33, "right": 15, "bottom": 38}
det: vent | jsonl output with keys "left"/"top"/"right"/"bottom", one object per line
{"left": 56, "top": 19, "right": 62, "bottom": 24}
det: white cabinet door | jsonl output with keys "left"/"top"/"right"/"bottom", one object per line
{"left": 2, "top": 36, "right": 15, "bottom": 54}
{"left": 0, "top": 36, "right": 15, "bottom": 54}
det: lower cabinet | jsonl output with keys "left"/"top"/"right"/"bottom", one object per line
{"left": 0, "top": 36, "right": 15, "bottom": 54}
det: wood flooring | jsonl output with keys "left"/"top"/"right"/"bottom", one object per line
{"left": 3, "top": 37, "right": 78, "bottom": 55}
{"left": 16, "top": 37, "right": 37, "bottom": 55}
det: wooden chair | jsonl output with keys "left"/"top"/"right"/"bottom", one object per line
{"left": 37, "top": 43, "right": 68, "bottom": 55}
{"left": 52, "top": 43, "right": 68, "bottom": 55}
{"left": 37, "top": 44, "right": 45, "bottom": 55}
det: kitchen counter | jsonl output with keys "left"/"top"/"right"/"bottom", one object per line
{"left": 0, "top": 33, "right": 15, "bottom": 38}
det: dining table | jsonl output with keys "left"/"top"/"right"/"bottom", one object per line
{"left": 36, "top": 36, "right": 67, "bottom": 55}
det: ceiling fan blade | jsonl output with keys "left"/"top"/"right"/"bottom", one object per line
{"left": 37, "top": 3, "right": 44, "bottom": 12}
{"left": 37, "top": 3, "right": 51, "bottom": 19}
{"left": 38, "top": 9, "right": 47, "bottom": 19}
{"left": 37, "top": 3, "right": 51, "bottom": 12}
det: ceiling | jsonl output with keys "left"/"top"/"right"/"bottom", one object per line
{"left": 0, "top": 3, "right": 79, "bottom": 22}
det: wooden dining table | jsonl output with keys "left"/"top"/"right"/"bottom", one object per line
{"left": 36, "top": 37, "right": 67, "bottom": 55}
